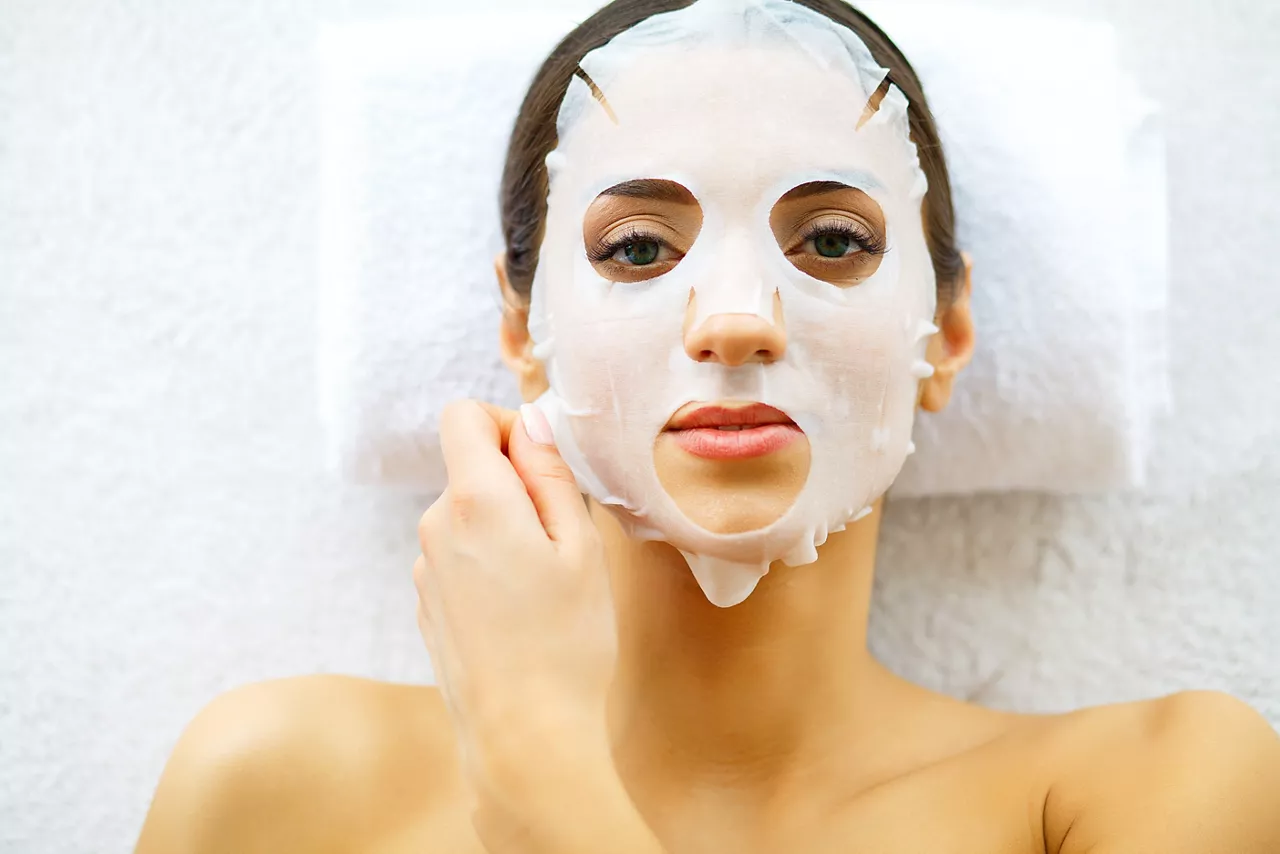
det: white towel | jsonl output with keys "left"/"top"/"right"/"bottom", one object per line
{"left": 315, "top": 4, "right": 1168, "bottom": 497}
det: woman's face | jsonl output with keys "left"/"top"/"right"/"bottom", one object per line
{"left": 512, "top": 32, "right": 957, "bottom": 603}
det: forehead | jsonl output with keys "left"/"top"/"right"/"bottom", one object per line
{"left": 555, "top": 44, "right": 909, "bottom": 204}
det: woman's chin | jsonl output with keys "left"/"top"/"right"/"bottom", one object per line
{"left": 677, "top": 502, "right": 796, "bottom": 536}
{"left": 653, "top": 434, "right": 810, "bottom": 535}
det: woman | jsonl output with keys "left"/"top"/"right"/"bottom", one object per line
{"left": 135, "top": 1, "right": 1280, "bottom": 852}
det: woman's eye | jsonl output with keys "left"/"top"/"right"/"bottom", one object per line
{"left": 808, "top": 231, "right": 862, "bottom": 259}
{"left": 615, "top": 240, "right": 662, "bottom": 266}
{"left": 586, "top": 229, "right": 684, "bottom": 283}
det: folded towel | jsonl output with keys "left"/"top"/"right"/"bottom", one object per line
{"left": 316, "top": 4, "right": 1168, "bottom": 497}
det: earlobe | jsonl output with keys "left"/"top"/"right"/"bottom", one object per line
{"left": 919, "top": 252, "right": 975, "bottom": 413}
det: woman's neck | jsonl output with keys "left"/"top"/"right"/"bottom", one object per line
{"left": 598, "top": 500, "right": 901, "bottom": 794}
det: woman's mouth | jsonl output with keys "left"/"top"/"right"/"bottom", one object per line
{"left": 663, "top": 402, "right": 803, "bottom": 460}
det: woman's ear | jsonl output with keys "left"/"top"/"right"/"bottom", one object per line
{"left": 919, "top": 251, "right": 975, "bottom": 413}
{"left": 495, "top": 253, "right": 550, "bottom": 402}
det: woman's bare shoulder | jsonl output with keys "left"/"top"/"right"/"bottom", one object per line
{"left": 1035, "top": 690, "right": 1280, "bottom": 853}
{"left": 135, "top": 675, "right": 467, "bottom": 854}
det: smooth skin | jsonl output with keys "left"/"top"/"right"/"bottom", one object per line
{"left": 135, "top": 243, "right": 1280, "bottom": 852}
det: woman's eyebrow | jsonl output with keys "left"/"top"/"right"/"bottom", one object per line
{"left": 784, "top": 180, "right": 858, "bottom": 199}
{"left": 599, "top": 179, "right": 697, "bottom": 204}
{"left": 784, "top": 173, "right": 884, "bottom": 197}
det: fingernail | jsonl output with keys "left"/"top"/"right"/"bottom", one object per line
{"left": 520, "top": 403, "right": 556, "bottom": 447}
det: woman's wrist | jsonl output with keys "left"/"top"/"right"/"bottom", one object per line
{"left": 486, "top": 708, "right": 613, "bottom": 795}
{"left": 476, "top": 690, "right": 610, "bottom": 778}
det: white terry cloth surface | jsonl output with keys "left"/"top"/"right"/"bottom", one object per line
{"left": 316, "top": 4, "right": 1170, "bottom": 498}
{"left": 3, "top": 2, "right": 1277, "bottom": 852}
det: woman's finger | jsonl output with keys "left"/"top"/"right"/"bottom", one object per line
{"left": 473, "top": 401, "right": 521, "bottom": 453}
{"left": 509, "top": 403, "right": 593, "bottom": 546}
{"left": 437, "top": 400, "right": 542, "bottom": 535}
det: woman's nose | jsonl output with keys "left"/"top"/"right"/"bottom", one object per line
{"left": 683, "top": 293, "right": 787, "bottom": 366}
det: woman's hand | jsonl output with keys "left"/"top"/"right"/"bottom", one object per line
{"left": 414, "top": 399, "right": 639, "bottom": 851}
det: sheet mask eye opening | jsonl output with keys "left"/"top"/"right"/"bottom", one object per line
{"left": 582, "top": 178, "right": 704, "bottom": 285}
{"left": 768, "top": 181, "right": 889, "bottom": 288}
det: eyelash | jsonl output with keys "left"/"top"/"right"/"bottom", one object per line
{"left": 797, "top": 220, "right": 887, "bottom": 257}
{"left": 586, "top": 227, "right": 667, "bottom": 264}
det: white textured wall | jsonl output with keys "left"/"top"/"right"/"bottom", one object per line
{"left": 1, "top": 1, "right": 1276, "bottom": 852}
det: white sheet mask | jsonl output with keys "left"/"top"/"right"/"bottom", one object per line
{"left": 527, "top": 0, "right": 938, "bottom": 607}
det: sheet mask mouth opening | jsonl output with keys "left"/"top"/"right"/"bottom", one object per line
{"left": 653, "top": 400, "right": 811, "bottom": 536}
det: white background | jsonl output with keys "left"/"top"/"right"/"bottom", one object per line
{"left": 2, "top": 0, "right": 1278, "bottom": 851}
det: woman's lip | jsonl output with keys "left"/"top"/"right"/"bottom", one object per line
{"left": 666, "top": 423, "right": 804, "bottom": 460}
{"left": 667, "top": 403, "right": 795, "bottom": 430}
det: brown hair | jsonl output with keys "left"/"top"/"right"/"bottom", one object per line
{"left": 499, "top": 0, "right": 964, "bottom": 308}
